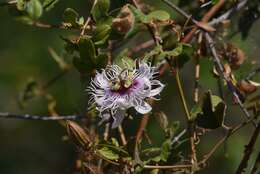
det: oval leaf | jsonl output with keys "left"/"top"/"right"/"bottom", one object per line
{"left": 97, "top": 147, "right": 120, "bottom": 161}
{"left": 195, "top": 91, "right": 227, "bottom": 129}
{"left": 26, "top": 0, "right": 43, "bottom": 19}
{"left": 147, "top": 10, "right": 170, "bottom": 22}
{"left": 63, "top": 8, "right": 79, "bottom": 27}
{"left": 91, "top": 0, "right": 110, "bottom": 22}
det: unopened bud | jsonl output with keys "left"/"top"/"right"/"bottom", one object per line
{"left": 67, "top": 121, "right": 90, "bottom": 148}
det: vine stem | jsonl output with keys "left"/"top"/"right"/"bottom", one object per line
{"left": 251, "top": 152, "right": 260, "bottom": 174}
{"left": 161, "top": 0, "right": 194, "bottom": 22}
{"left": 76, "top": 17, "right": 91, "bottom": 43}
{"left": 175, "top": 68, "right": 191, "bottom": 120}
{"left": 135, "top": 113, "right": 150, "bottom": 144}
{"left": 175, "top": 67, "right": 198, "bottom": 172}
{"left": 0, "top": 112, "right": 82, "bottom": 120}
{"left": 235, "top": 122, "right": 260, "bottom": 174}
{"left": 194, "top": 58, "right": 200, "bottom": 103}
{"left": 166, "top": 56, "right": 197, "bottom": 171}
{"left": 118, "top": 125, "right": 127, "bottom": 145}
{"left": 181, "top": 0, "right": 226, "bottom": 43}
{"left": 209, "top": 0, "right": 249, "bottom": 26}
{"left": 199, "top": 116, "right": 257, "bottom": 165}
{"left": 143, "top": 164, "right": 191, "bottom": 170}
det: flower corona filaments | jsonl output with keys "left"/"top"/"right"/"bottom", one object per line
{"left": 88, "top": 62, "right": 164, "bottom": 128}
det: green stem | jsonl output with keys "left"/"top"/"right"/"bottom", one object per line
{"left": 175, "top": 67, "right": 197, "bottom": 172}
{"left": 175, "top": 68, "right": 191, "bottom": 120}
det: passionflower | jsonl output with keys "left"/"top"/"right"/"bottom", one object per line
{"left": 88, "top": 62, "right": 164, "bottom": 128}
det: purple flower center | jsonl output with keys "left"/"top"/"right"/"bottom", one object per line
{"left": 110, "top": 79, "right": 139, "bottom": 95}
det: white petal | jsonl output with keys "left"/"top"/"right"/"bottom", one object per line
{"left": 115, "top": 97, "right": 131, "bottom": 108}
{"left": 101, "top": 112, "right": 111, "bottom": 119}
{"left": 95, "top": 96, "right": 105, "bottom": 105}
{"left": 111, "top": 109, "right": 126, "bottom": 128}
{"left": 138, "top": 63, "right": 151, "bottom": 78}
{"left": 134, "top": 101, "right": 152, "bottom": 114}
{"left": 134, "top": 77, "right": 151, "bottom": 97}
{"left": 95, "top": 73, "right": 109, "bottom": 88}
{"left": 149, "top": 80, "right": 165, "bottom": 97}
{"left": 101, "top": 98, "right": 116, "bottom": 111}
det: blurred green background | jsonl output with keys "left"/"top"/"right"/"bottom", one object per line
{"left": 0, "top": 0, "right": 259, "bottom": 174}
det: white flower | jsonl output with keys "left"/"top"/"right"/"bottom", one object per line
{"left": 88, "top": 62, "right": 164, "bottom": 128}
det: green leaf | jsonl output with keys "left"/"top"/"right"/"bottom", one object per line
{"left": 161, "top": 44, "right": 191, "bottom": 60}
{"left": 91, "top": 0, "right": 110, "bottom": 22}
{"left": 126, "top": 7, "right": 169, "bottom": 39}
{"left": 158, "top": 44, "right": 192, "bottom": 68}
{"left": 129, "top": 6, "right": 170, "bottom": 24}
{"left": 74, "top": 36, "right": 109, "bottom": 73}
{"left": 142, "top": 148, "right": 161, "bottom": 155}
{"left": 177, "top": 44, "right": 193, "bottom": 68}
{"left": 141, "top": 148, "right": 161, "bottom": 162}
{"left": 143, "top": 45, "right": 162, "bottom": 62}
{"left": 92, "top": 24, "right": 111, "bottom": 46}
{"left": 128, "top": 5, "right": 146, "bottom": 23}
{"left": 150, "top": 169, "right": 159, "bottom": 174}
{"left": 63, "top": 8, "right": 79, "bottom": 27}
{"left": 167, "top": 121, "right": 180, "bottom": 139}
{"left": 211, "top": 95, "right": 223, "bottom": 110}
{"left": 43, "top": 0, "right": 59, "bottom": 11}
{"left": 78, "top": 36, "right": 96, "bottom": 62}
{"left": 26, "top": 0, "right": 43, "bottom": 19}
{"left": 199, "top": 57, "right": 217, "bottom": 89}
{"left": 97, "top": 143, "right": 129, "bottom": 156}
{"left": 142, "top": 139, "right": 172, "bottom": 163}
{"left": 95, "top": 54, "right": 108, "bottom": 69}
{"left": 60, "top": 36, "right": 78, "bottom": 54}
{"left": 124, "top": 22, "right": 141, "bottom": 39}
{"left": 114, "top": 49, "right": 134, "bottom": 69}
{"left": 111, "top": 138, "right": 119, "bottom": 147}
{"left": 97, "top": 147, "right": 119, "bottom": 161}
{"left": 74, "top": 36, "right": 96, "bottom": 73}
{"left": 147, "top": 10, "right": 170, "bottom": 22}
{"left": 162, "top": 43, "right": 184, "bottom": 57}
{"left": 160, "top": 139, "right": 171, "bottom": 162}
{"left": 15, "top": 16, "right": 34, "bottom": 25}
{"left": 77, "top": 16, "right": 84, "bottom": 26}
{"left": 190, "top": 104, "right": 202, "bottom": 120}
{"left": 72, "top": 57, "right": 90, "bottom": 74}
{"left": 195, "top": 91, "right": 227, "bottom": 129}
{"left": 212, "top": 0, "right": 220, "bottom": 5}
{"left": 115, "top": 56, "right": 134, "bottom": 69}
{"left": 133, "top": 165, "right": 144, "bottom": 174}
{"left": 17, "top": 0, "right": 26, "bottom": 10}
